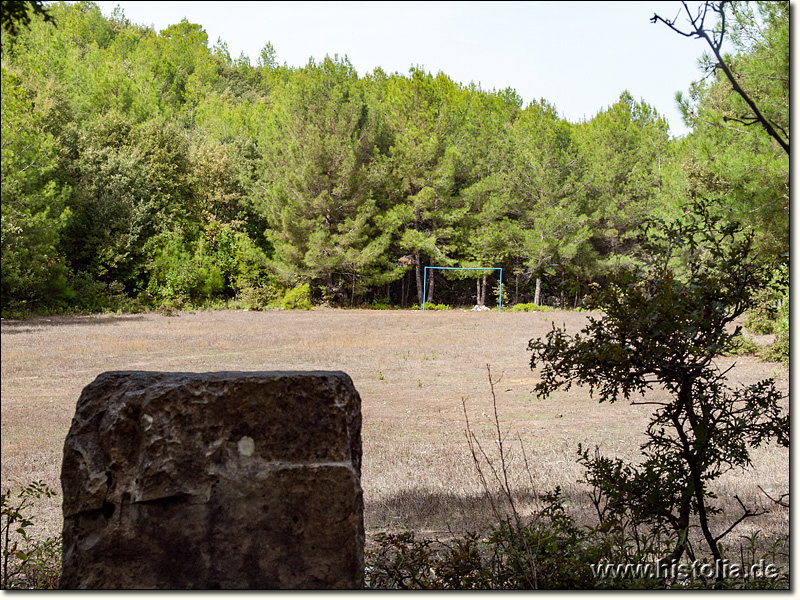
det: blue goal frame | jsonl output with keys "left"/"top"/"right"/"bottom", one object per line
{"left": 423, "top": 267, "right": 503, "bottom": 312}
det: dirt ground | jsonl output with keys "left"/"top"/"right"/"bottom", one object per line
{"left": 0, "top": 308, "right": 789, "bottom": 547}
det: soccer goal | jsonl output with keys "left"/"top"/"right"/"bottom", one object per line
{"left": 422, "top": 266, "right": 503, "bottom": 312}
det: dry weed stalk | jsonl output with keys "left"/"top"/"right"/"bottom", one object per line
{"left": 461, "top": 364, "right": 548, "bottom": 588}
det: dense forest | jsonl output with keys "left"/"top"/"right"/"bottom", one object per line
{"left": 0, "top": 1, "right": 789, "bottom": 316}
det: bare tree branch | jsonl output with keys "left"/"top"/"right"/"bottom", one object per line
{"left": 758, "top": 485, "right": 789, "bottom": 508}
{"left": 652, "top": 1, "right": 789, "bottom": 155}
{"left": 713, "top": 495, "right": 767, "bottom": 543}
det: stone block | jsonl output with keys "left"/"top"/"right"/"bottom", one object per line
{"left": 60, "top": 370, "right": 364, "bottom": 589}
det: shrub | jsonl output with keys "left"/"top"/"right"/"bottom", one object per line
{"left": 508, "top": 303, "right": 555, "bottom": 313}
{"left": 145, "top": 224, "right": 274, "bottom": 308}
{"left": 744, "top": 291, "right": 777, "bottom": 334}
{"left": 229, "top": 231, "right": 275, "bottom": 303}
{"left": 1, "top": 481, "right": 61, "bottom": 589}
{"left": 761, "top": 290, "right": 789, "bottom": 365}
{"left": 235, "top": 284, "right": 281, "bottom": 310}
{"left": 144, "top": 229, "right": 203, "bottom": 305}
{"left": 744, "top": 264, "right": 788, "bottom": 335}
{"left": 281, "top": 283, "right": 312, "bottom": 310}
{"left": 367, "top": 360, "right": 789, "bottom": 590}
{"left": 15, "top": 536, "right": 61, "bottom": 590}
{"left": 60, "top": 271, "right": 115, "bottom": 312}
{"left": 719, "top": 333, "right": 760, "bottom": 356}
{"left": 366, "top": 489, "right": 614, "bottom": 590}
{"left": 411, "top": 302, "right": 451, "bottom": 311}
{"left": 365, "top": 501, "right": 788, "bottom": 589}
{"left": 492, "top": 282, "right": 509, "bottom": 309}
{"left": 369, "top": 298, "right": 391, "bottom": 310}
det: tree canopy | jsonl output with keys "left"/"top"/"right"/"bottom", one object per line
{"left": 0, "top": 1, "right": 788, "bottom": 315}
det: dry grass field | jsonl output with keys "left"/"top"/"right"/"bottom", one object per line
{"left": 0, "top": 308, "right": 789, "bottom": 555}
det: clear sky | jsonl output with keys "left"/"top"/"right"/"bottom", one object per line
{"left": 93, "top": 1, "right": 719, "bottom": 137}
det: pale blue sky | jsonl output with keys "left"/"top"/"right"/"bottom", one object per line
{"left": 94, "top": 1, "right": 720, "bottom": 137}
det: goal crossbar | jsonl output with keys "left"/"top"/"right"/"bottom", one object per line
{"left": 422, "top": 267, "right": 503, "bottom": 312}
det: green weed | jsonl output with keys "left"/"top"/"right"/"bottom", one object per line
{"left": 508, "top": 303, "right": 555, "bottom": 313}
{"left": 1, "top": 481, "right": 61, "bottom": 589}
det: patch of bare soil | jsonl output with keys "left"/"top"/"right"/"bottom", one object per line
{"left": 1, "top": 309, "right": 789, "bottom": 545}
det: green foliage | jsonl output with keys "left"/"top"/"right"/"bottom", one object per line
{"left": 719, "top": 333, "right": 760, "bottom": 357}
{"left": 408, "top": 302, "right": 450, "bottom": 311}
{"left": 573, "top": 91, "right": 678, "bottom": 275}
{"left": 227, "top": 230, "right": 277, "bottom": 308}
{"left": 1, "top": 481, "right": 60, "bottom": 589}
{"left": 366, "top": 505, "right": 788, "bottom": 589}
{"left": 408, "top": 363, "right": 790, "bottom": 591}
{"left": 14, "top": 535, "right": 61, "bottom": 590}
{"left": 281, "top": 283, "right": 312, "bottom": 310}
{"left": 379, "top": 68, "right": 477, "bottom": 306}
{"left": 366, "top": 530, "right": 487, "bottom": 589}
{"left": 0, "top": 1, "right": 788, "bottom": 314}
{"left": 58, "top": 112, "right": 195, "bottom": 292}
{"left": 675, "top": 1, "right": 789, "bottom": 264}
{"left": 155, "top": 19, "right": 217, "bottom": 115}
{"left": 508, "top": 303, "right": 555, "bottom": 313}
{"left": 741, "top": 263, "right": 788, "bottom": 366}
{"left": 744, "top": 263, "right": 788, "bottom": 334}
{"left": 233, "top": 285, "right": 278, "bottom": 311}
{"left": 760, "top": 287, "right": 789, "bottom": 365}
{"left": 145, "top": 229, "right": 212, "bottom": 307}
{"left": 463, "top": 98, "right": 592, "bottom": 289}
{"left": 143, "top": 219, "right": 274, "bottom": 308}
{"left": 492, "top": 281, "right": 508, "bottom": 308}
{"left": 62, "top": 272, "right": 136, "bottom": 313}
{"left": 369, "top": 297, "right": 391, "bottom": 310}
{"left": 253, "top": 56, "right": 389, "bottom": 301}
{"left": 422, "top": 303, "right": 451, "bottom": 311}
{"left": 745, "top": 292, "right": 778, "bottom": 334}
{"left": 1, "top": 0, "right": 54, "bottom": 36}
{"left": 1, "top": 64, "right": 71, "bottom": 315}
{"left": 528, "top": 202, "right": 789, "bottom": 576}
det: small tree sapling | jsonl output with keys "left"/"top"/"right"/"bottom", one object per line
{"left": 528, "top": 201, "right": 788, "bottom": 579}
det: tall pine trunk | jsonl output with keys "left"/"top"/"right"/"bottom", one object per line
{"left": 534, "top": 278, "right": 542, "bottom": 306}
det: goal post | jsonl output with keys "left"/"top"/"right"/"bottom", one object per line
{"left": 422, "top": 266, "right": 503, "bottom": 312}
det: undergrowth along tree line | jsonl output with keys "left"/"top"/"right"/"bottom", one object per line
{"left": 1, "top": 1, "right": 788, "bottom": 322}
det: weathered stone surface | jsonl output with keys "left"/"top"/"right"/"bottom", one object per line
{"left": 60, "top": 371, "right": 364, "bottom": 589}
